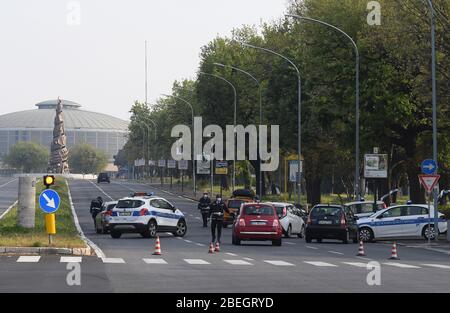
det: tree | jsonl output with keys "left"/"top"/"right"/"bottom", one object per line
{"left": 69, "top": 144, "right": 108, "bottom": 174}
{"left": 4, "top": 142, "right": 49, "bottom": 173}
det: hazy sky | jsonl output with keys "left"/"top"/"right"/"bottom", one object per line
{"left": 0, "top": 0, "right": 288, "bottom": 121}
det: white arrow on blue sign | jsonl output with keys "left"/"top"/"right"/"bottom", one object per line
{"left": 39, "top": 189, "right": 61, "bottom": 214}
{"left": 421, "top": 159, "right": 437, "bottom": 175}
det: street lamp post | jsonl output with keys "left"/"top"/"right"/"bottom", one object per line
{"left": 213, "top": 62, "right": 263, "bottom": 200}
{"left": 426, "top": 0, "right": 439, "bottom": 240}
{"left": 199, "top": 71, "right": 237, "bottom": 192}
{"left": 137, "top": 122, "right": 150, "bottom": 179}
{"left": 162, "top": 94, "right": 197, "bottom": 197}
{"left": 286, "top": 14, "right": 361, "bottom": 201}
{"left": 237, "top": 41, "right": 302, "bottom": 206}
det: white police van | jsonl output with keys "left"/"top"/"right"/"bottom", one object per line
{"left": 108, "top": 192, "right": 187, "bottom": 239}
{"left": 357, "top": 204, "right": 447, "bottom": 242}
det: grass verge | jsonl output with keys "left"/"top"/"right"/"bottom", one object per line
{"left": 0, "top": 178, "right": 85, "bottom": 248}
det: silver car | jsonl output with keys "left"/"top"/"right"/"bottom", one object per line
{"left": 94, "top": 201, "right": 118, "bottom": 234}
{"left": 267, "top": 202, "right": 305, "bottom": 238}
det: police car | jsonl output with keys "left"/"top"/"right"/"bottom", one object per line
{"left": 108, "top": 192, "right": 187, "bottom": 239}
{"left": 357, "top": 204, "right": 447, "bottom": 242}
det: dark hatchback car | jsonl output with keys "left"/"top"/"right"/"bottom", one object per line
{"left": 305, "top": 204, "right": 358, "bottom": 244}
{"left": 97, "top": 172, "right": 110, "bottom": 184}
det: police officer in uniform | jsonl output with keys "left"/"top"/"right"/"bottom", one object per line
{"left": 198, "top": 192, "right": 211, "bottom": 227}
{"left": 209, "top": 194, "right": 230, "bottom": 246}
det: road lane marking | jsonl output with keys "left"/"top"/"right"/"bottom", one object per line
{"left": 17, "top": 256, "right": 41, "bottom": 263}
{"left": 184, "top": 259, "right": 210, "bottom": 265}
{"left": 196, "top": 243, "right": 206, "bottom": 247}
{"left": 0, "top": 178, "right": 17, "bottom": 189}
{"left": 184, "top": 240, "right": 192, "bottom": 243}
{"left": 421, "top": 264, "right": 450, "bottom": 269}
{"left": 342, "top": 262, "right": 368, "bottom": 268}
{"left": 143, "top": 258, "right": 168, "bottom": 264}
{"left": 102, "top": 258, "right": 125, "bottom": 264}
{"left": 0, "top": 200, "right": 18, "bottom": 220}
{"left": 226, "top": 253, "right": 238, "bottom": 256}
{"left": 88, "top": 181, "right": 114, "bottom": 201}
{"left": 356, "top": 256, "right": 372, "bottom": 261}
{"left": 244, "top": 257, "right": 254, "bottom": 261}
{"left": 328, "top": 251, "right": 344, "bottom": 255}
{"left": 304, "top": 261, "right": 338, "bottom": 267}
{"left": 285, "top": 242, "right": 296, "bottom": 245}
{"left": 306, "top": 246, "right": 318, "bottom": 250}
{"left": 383, "top": 262, "right": 421, "bottom": 269}
{"left": 264, "top": 260, "right": 295, "bottom": 266}
{"left": 60, "top": 257, "right": 82, "bottom": 263}
{"left": 224, "top": 259, "right": 252, "bottom": 265}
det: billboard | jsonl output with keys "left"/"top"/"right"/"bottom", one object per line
{"left": 167, "top": 160, "right": 176, "bottom": 169}
{"left": 364, "top": 154, "right": 388, "bottom": 178}
{"left": 215, "top": 161, "right": 228, "bottom": 175}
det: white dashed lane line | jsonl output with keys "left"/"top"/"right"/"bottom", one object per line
{"left": 102, "top": 258, "right": 125, "bottom": 264}
{"left": 383, "top": 262, "right": 421, "bottom": 269}
{"left": 421, "top": 264, "right": 450, "bottom": 269}
{"left": 143, "top": 258, "right": 168, "bottom": 264}
{"left": 328, "top": 251, "right": 344, "bottom": 255}
{"left": 16, "top": 256, "right": 41, "bottom": 263}
{"left": 184, "top": 259, "right": 211, "bottom": 265}
{"left": 303, "top": 261, "right": 338, "bottom": 267}
{"left": 60, "top": 257, "right": 82, "bottom": 263}
{"left": 306, "top": 246, "right": 318, "bottom": 250}
{"left": 224, "top": 260, "right": 253, "bottom": 265}
{"left": 226, "top": 253, "right": 238, "bottom": 257}
{"left": 342, "top": 262, "right": 368, "bottom": 268}
{"left": 264, "top": 260, "right": 295, "bottom": 266}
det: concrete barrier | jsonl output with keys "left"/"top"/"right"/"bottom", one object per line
{"left": 18, "top": 176, "right": 36, "bottom": 228}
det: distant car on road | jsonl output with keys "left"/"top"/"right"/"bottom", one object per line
{"left": 267, "top": 202, "right": 305, "bottom": 238}
{"left": 357, "top": 204, "right": 448, "bottom": 242}
{"left": 345, "top": 201, "right": 386, "bottom": 218}
{"left": 224, "top": 189, "right": 256, "bottom": 228}
{"left": 97, "top": 172, "right": 110, "bottom": 184}
{"left": 232, "top": 203, "right": 283, "bottom": 246}
{"left": 108, "top": 193, "right": 187, "bottom": 239}
{"left": 305, "top": 204, "right": 359, "bottom": 244}
{"left": 94, "top": 201, "right": 117, "bottom": 234}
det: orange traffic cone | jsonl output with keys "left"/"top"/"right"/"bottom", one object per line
{"left": 215, "top": 242, "right": 220, "bottom": 252}
{"left": 389, "top": 242, "right": 399, "bottom": 260}
{"left": 153, "top": 236, "right": 162, "bottom": 255}
{"left": 356, "top": 241, "right": 366, "bottom": 256}
{"left": 208, "top": 242, "right": 215, "bottom": 254}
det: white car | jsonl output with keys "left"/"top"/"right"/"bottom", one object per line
{"left": 357, "top": 204, "right": 447, "bottom": 242}
{"left": 267, "top": 202, "right": 305, "bottom": 238}
{"left": 109, "top": 193, "right": 187, "bottom": 239}
{"left": 345, "top": 201, "right": 386, "bottom": 218}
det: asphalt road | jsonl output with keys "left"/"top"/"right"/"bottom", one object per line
{"left": 0, "top": 177, "right": 18, "bottom": 217}
{"left": 1, "top": 179, "right": 449, "bottom": 293}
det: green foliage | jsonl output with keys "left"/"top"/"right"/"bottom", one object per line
{"left": 69, "top": 144, "right": 108, "bottom": 174}
{"left": 4, "top": 141, "right": 49, "bottom": 173}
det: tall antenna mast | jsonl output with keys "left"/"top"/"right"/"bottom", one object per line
{"left": 145, "top": 40, "right": 148, "bottom": 105}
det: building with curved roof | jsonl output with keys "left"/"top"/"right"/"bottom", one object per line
{"left": 0, "top": 99, "right": 129, "bottom": 162}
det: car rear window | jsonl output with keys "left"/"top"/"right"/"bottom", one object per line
{"left": 273, "top": 206, "right": 284, "bottom": 216}
{"left": 243, "top": 205, "right": 274, "bottom": 216}
{"left": 310, "top": 206, "right": 342, "bottom": 217}
{"left": 228, "top": 200, "right": 244, "bottom": 209}
{"left": 115, "top": 200, "right": 144, "bottom": 209}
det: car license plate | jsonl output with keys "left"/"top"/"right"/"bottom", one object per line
{"left": 318, "top": 220, "right": 332, "bottom": 225}
{"left": 251, "top": 221, "right": 266, "bottom": 225}
{"left": 120, "top": 212, "right": 131, "bottom": 216}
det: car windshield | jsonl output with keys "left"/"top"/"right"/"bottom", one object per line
{"left": 273, "top": 206, "right": 284, "bottom": 216}
{"left": 228, "top": 200, "right": 244, "bottom": 209}
{"left": 115, "top": 200, "right": 144, "bottom": 209}
{"left": 311, "top": 206, "right": 342, "bottom": 217}
{"left": 243, "top": 205, "right": 274, "bottom": 216}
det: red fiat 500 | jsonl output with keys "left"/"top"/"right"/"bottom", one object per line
{"left": 232, "top": 203, "right": 283, "bottom": 246}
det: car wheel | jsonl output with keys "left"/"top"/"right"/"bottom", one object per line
{"left": 144, "top": 220, "right": 158, "bottom": 238}
{"left": 285, "top": 225, "right": 292, "bottom": 238}
{"left": 110, "top": 231, "right": 121, "bottom": 239}
{"left": 173, "top": 219, "right": 187, "bottom": 237}
{"left": 359, "top": 227, "right": 374, "bottom": 242}
{"left": 272, "top": 238, "right": 282, "bottom": 246}
{"left": 305, "top": 236, "right": 312, "bottom": 243}
{"left": 298, "top": 225, "right": 305, "bottom": 238}
{"left": 422, "top": 225, "right": 436, "bottom": 240}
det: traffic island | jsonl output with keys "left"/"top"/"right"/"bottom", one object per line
{"left": 0, "top": 178, "right": 92, "bottom": 255}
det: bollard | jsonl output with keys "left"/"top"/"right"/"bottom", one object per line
{"left": 18, "top": 176, "right": 36, "bottom": 228}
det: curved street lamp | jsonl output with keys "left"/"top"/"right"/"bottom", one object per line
{"left": 162, "top": 94, "right": 197, "bottom": 197}
{"left": 199, "top": 71, "right": 238, "bottom": 191}
{"left": 286, "top": 14, "right": 361, "bottom": 200}
{"left": 213, "top": 62, "right": 263, "bottom": 200}
{"left": 236, "top": 40, "right": 302, "bottom": 205}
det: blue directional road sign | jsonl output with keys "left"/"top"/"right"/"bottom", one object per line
{"left": 39, "top": 189, "right": 61, "bottom": 214}
{"left": 421, "top": 159, "right": 437, "bottom": 175}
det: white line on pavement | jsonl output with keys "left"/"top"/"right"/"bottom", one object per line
{"left": 102, "top": 258, "right": 125, "bottom": 264}
{"left": 0, "top": 178, "right": 17, "bottom": 189}
{"left": 226, "top": 253, "right": 238, "bottom": 256}
{"left": 60, "top": 256, "right": 82, "bottom": 263}
{"left": 196, "top": 243, "right": 206, "bottom": 247}
{"left": 88, "top": 180, "right": 114, "bottom": 201}
{"left": 0, "top": 200, "right": 18, "bottom": 220}
{"left": 244, "top": 257, "right": 254, "bottom": 261}
{"left": 342, "top": 262, "right": 368, "bottom": 268}
{"left": 184, "top": 240, "right": 192, "bottom": 243}
{"left": 143, "top": 258, "right": 168, "bottom": 264}
{"left": 17, "top": 256, "right": 41, "bottom": 263}
{"left": 421, "top": 264, "right": 450, "bottom": 269}
{"left": 224, "top": 259, "right": 252, "bottom": 265}
{"left": 184, "top": 259, "right": 211, "bottom": 265}
{"left": 264, "top": 260, "right": 295, "bottom": 266}
{"left": 383, "top": 262, "right": 421, "bottom": 269}
{"left": 328, "top": 251, "right": 344, "bottom": 255}
{"left": 306, "top": 246, "right": 318, "bottom": 250}
{"left": 285, "top": 242, "right": 296, "bottom": 245}
{"left": 303, "top": 261, "right": 338, "bottom": 267}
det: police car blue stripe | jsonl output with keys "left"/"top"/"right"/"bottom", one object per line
{"left": 359, "top": 217, "right": 446, "bottom": 228}
{"left": 149, "top": 211, "right": 182, "bottom": 219}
